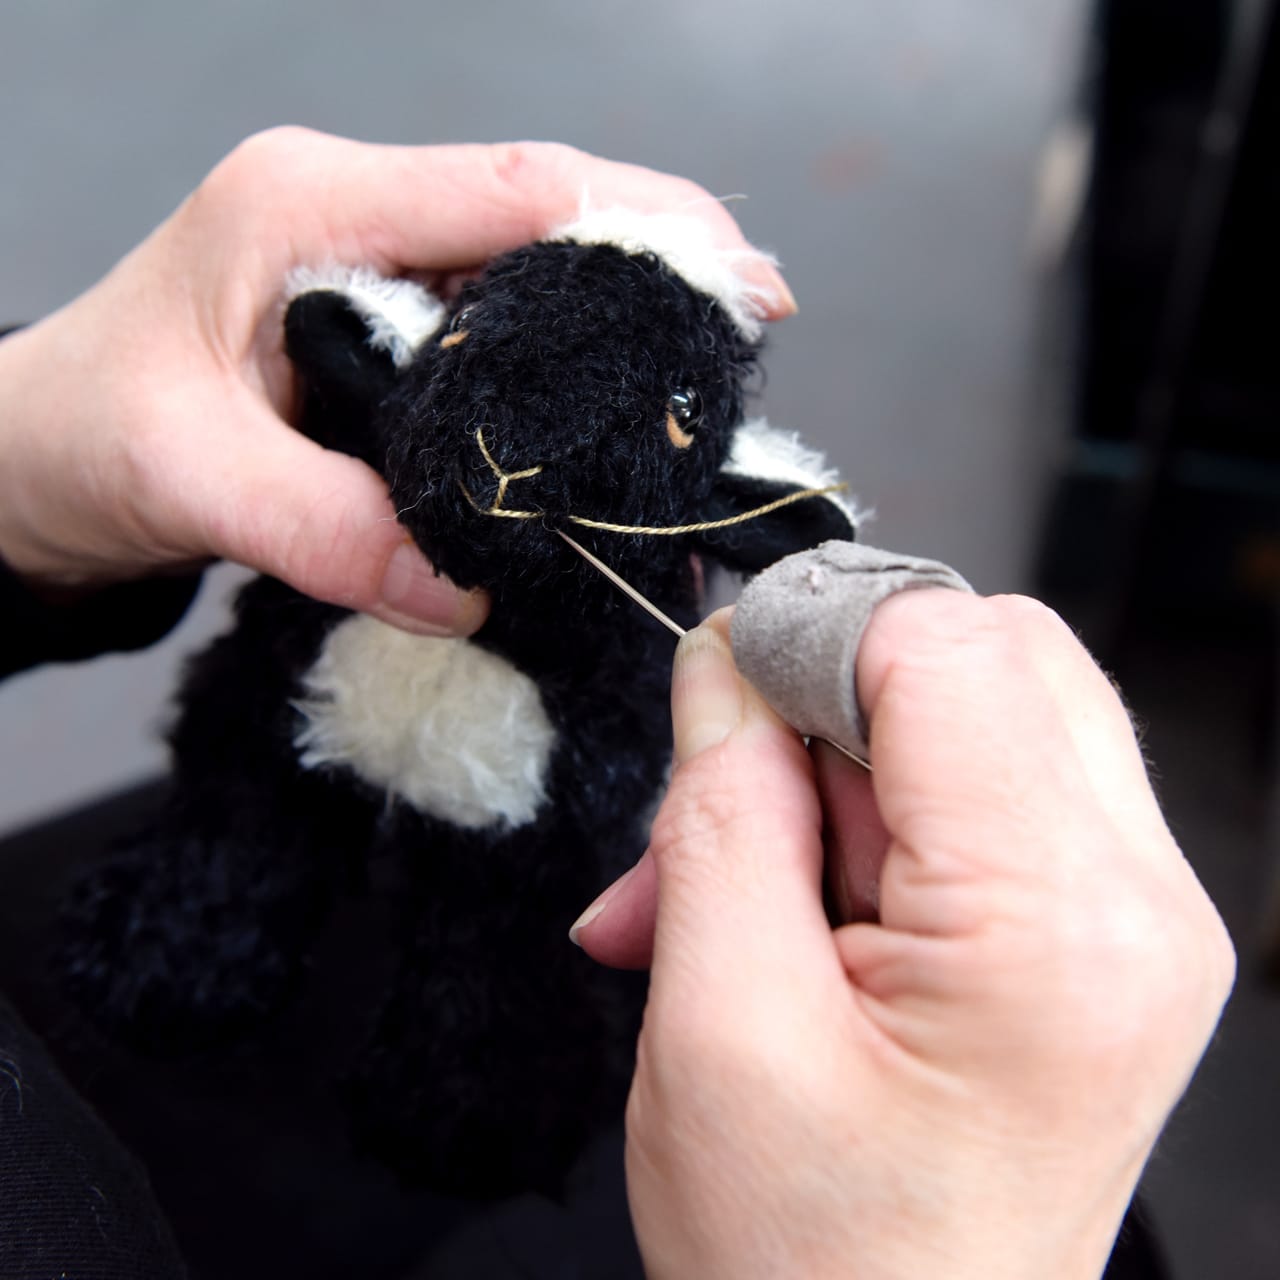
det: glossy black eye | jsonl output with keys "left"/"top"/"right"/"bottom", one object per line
{"left": 449, "top": 304, "right": 476, "bottom": 333}
{"left": 666, "top": 388, "right": 703, "bottom": 430}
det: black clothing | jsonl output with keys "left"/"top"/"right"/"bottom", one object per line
{"left": 0, "top": 994, "right": 188, "bottom": 1279}
{"left": 1, "top": 556, "right": 195, "bottom": 1279}
{"left": 0, "top": 556, "right": 202, "bottom": 681}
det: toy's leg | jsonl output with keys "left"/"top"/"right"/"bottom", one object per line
{"left": 59, "top": 780, "right": 361, "bottom": 1056}
{"left": 344, "top": 901, "right": 644, "bottom": 1197}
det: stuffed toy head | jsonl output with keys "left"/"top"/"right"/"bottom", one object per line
{"left": 285, "top": 208, "right": 856, "bottom": 619}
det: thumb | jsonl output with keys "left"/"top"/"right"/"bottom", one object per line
{"left": 577, "top": 612, "right": 839, "bottom": 1016}
{"left": 195, "top": 409, "right": 488, "bottom": 635}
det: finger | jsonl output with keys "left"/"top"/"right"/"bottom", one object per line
{"left": 345, "top": 139, "right": 795, "bottom": 314}
{"left": 858, "top": 592, "right": 1168, "bottom": 862}
{"left": 575, "top": 613, "right": 830, "bottom": 983}
{"left": 575, "top": 710, "right": 888, "bottom": 964}
{"left": 188, "top": 399, "right": 488, "bottom": 634}
{"left": 215, "top": 130, "right": 795, "bottom": 317}
{"left": 642, "top": 613, "right": 843, "bottom": 1019}
{"left": 847, "top": 590, "right": 1116, "bottom": 942}
{"left": 984, "top": 600, "right": 1167, "bottom": 845}
{"left": 570, "top": 849, "right": 657, "bottom": 970}
{"left": 811, "top": 739, "right": 891, "bottom": 924}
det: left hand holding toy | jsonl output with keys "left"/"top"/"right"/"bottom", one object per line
{"left": 576, "top": 596, "right": 1233, "bottom": 1280}
{"left": 0, "top": 130, "right": 794, "bottom": 636}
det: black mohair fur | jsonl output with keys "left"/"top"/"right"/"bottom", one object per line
{"left": 59, "top": 233, "right": 855, "bottom": 1197}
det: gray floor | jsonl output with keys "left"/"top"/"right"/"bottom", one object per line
{"left": 1, "top": 3, "right": 1276, "bottom": 1276}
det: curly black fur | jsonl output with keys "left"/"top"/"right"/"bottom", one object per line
{"left": 61, "top": 232, "right": 854, "bottom": 1197}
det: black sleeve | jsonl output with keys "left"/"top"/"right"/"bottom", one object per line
{"left": 0, "top": 557, "right": 204, "bottom": 681}
{"left": 0, "top": 996, "right": 189, "bottom": 1279}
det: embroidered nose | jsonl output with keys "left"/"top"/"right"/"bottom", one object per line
{"left": 466, "top": 428, "right": 545, "bottom": 517}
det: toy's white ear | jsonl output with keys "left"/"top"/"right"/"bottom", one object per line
{"left": 694, "top": 418, "right": 861, "bottom": 572}
{"left": 721, "top": 418, "right": 860, "bottom": 527}
{"left": 283, "top": 268, "right": 446, "bottom": 467}
{"left": 551, "top": 207, "right": 777, "bottom": 342}
{"left": 285, "top": 265, "right": 445, "bottom": 369}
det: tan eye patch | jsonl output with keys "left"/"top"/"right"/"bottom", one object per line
{"left": 440, "top": 329, "right": 469, "bottom": 349}
{"left": 666, "top": 411, "right": 695, "bottom": 449}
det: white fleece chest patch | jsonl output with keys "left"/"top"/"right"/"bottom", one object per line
{"left": 293, "top": 616, "right": 555, "bottom": 831}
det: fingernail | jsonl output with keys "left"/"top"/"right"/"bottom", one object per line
{"left": 569, "top": 860, "right": 639, "bottom": 946}
{"left": 379, "top": 542, "right": 488, "bottom": 635}
{"left": 773, "top": 274, "right": 798, "bottom": 316}
{"left": 672, "top": 623, "right": 744, "bottom": 763}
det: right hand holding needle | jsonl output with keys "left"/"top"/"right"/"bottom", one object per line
{"left": 574, "top": 589, "right": 1234, "bottom": 1280}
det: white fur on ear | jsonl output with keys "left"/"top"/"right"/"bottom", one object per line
{"left": 722, "top": 417, "right": 863, "bottom": 529}
{"left": 551, "top": 206, "right": 777, "bottom": 341}
{"left": 285, "top": 265, "right": 446, "bottom": 368}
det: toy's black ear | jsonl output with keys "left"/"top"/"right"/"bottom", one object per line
{"left": 283, "top": 268, "right": 446, "bottom": 467}
{"left": 693, "top": 418, "right": 858, "bottom": 573}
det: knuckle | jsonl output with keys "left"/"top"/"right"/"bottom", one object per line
{"left": 641, "top": 998, "right": 796, "bottom": 1100}
{"left": 869, "top": 590, "right": 1003, "bottom": 680}
{"left": 954, "top": 595, "right": 1071, "bottom": 665}
{"left": 874, "top": 586, "right": 982, "bottom": 649}
{"left": 188, "top": 126, "right": 321, "bottom": 219}
{"left": 1054, "top": 865, "right": 1235, "bottom": 1056}
{"left": 487, "top": 139, "right": 584, "bottom": 194}
{"left": 650, "top": 752, "right": 799, "bottom": 879}
{"left": 226, "top": 125, "right": 320, "bottom": 175}
{"left": 110, "top": 401, "right": 168, "bottom": 508}
{"left": 651, "top": 762, "right": 736, "bottom": 845}
{"left": 1185, "top": 885, "right": 1237, "bottom": 1009}
{"left": 107, "top": 414, "right": 178, "bottom": 548}
{"left": 888, "top": 592, "right": 1082, "bottom": 686}
{"left": 648, "top": 776, "right": 735, "bottom": 889}
{"left": 275, "top": 486, "right": 372, "bottom": 606}
{"left": 985, "top": 592, "right": 1071, "bottom": 638}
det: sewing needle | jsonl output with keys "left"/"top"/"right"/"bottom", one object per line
{"left": 556, "top": 529, "right": 871, "bottom": 772}
{"left": 556, "top": 530, "right": 687, "bottom": 638}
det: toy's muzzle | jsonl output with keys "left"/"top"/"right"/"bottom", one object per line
{"left": 459, "top": 428, "right": 551, "bottom": 523}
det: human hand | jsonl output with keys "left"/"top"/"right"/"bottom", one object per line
{"left": 0, "top": 130, "right": 793, "bottom": 633}
{"left": 574, "top": 597, "right": 1234, "bottom": 1280}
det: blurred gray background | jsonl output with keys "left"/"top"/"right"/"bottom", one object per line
{"left": 1, "top": 2, "right": 1275, "bottom": 1277}
{"left": 0, "top": 0, "right": 1080, "bottom": 826}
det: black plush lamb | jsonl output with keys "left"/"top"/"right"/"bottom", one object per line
{"left": 61, "top": 208, "right": 857, "bottom": 1196}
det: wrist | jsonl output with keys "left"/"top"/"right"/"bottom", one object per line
{"left": 0, "top": 315, "right": 127, "bottom": 587}
{"left": 0, "top": 322, "right": 48, "bottom": 579}
{"left": 851, "top": 1143, "right": 1147, "bottom": 1280}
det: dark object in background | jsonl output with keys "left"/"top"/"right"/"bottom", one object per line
{"left": 1033, "top": 15, "right": 1280, "bottom": 1273}
{"left": 1036, "top": 0, "right": 1280, "bottom": 665}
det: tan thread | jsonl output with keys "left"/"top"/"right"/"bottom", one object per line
{"left": 458, "top": 481, "right": 544, "bottom": 520}
{"left": 557, "top": 531, "right": 688, "bottom": 637}
{"left": 554, "top": 530, "right": 873, "bottom": 773}
{"left": 461, "top": 426, "right": 847, "bottom": 535}
{"left": 459, "top": 474, "right": 847, "bottom": 535}
{"left": 474, "top": 428, "right": 545, "bottom": 515}
{"left": 564, "top": 484, "right": 847, "bottom": 536}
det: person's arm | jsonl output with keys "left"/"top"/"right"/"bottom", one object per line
{"left": 0, "top": 325, "right": 203, "bottom": 678}
{"left": 575, "top": 597, "right": 1234, "bottom": 1280}
{"left": 0, "top": 130, "right": 793, "bottom": 653}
